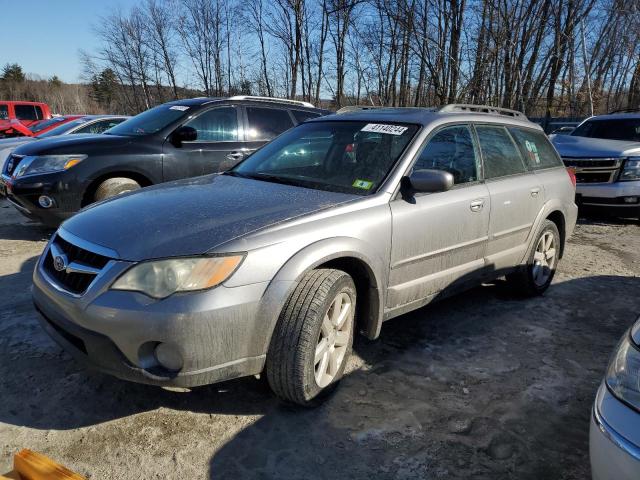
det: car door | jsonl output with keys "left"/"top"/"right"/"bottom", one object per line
{"left": 475, "top": 124, "right": 545, "bottom": 271}
{"left": 241, "top": 105, "right": 296, "bottom": 154}
{"left": 388, "top": 124, "right": 491, "bottom": 311}
{"left": 162, "top": 106, "right": 246, "bottom": 181}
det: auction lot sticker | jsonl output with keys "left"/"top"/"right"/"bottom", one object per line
{"left": 361, "top": 123, "right": 408, "bottom": 135}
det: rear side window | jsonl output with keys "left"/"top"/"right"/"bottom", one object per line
{"left": 0, "top": 105, "right": 7, "bottom": 120}
{"left": 15, "top": 105, "right": 38, "bottom": 120}
{"left": 476, "top": 125, "right": 526, "bottom": 179}
{"left": 414, "top": 125, "right": 479, "bottom": 184}
{"left": 246, "top": 107, "right": 294, "bottom": 140}
{"left": 509, "top": 127, "right": 562, "bottom": 170}
{"left": 292, "top": 110, "right": 321, "bottom": 123}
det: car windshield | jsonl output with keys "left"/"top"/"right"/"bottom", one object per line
{"left": 106, "top": 105, "right": 188, "bottom": 136}
{"left": 571, "top": 118, "right": 640, "bottom": 141}
{"left": 36, "top": 118, "right": 88, "bottom": 138}
{"left": 230, "top": 121, "right": 419, "bottom": 195}
{"left": 30, "top": 117, "right": 69, "bottom": 134}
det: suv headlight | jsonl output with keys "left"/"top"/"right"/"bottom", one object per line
{"left": 13, "top": 154, "right": 86, "bottom": 178}
{"left": 606, "top": 329, "right": 640, "bottom": 410}
{"left": 111, "top": 255, "right": 244, "bottom": 299}
{"left": 620, "top": 157, "right": 640, "bottom": 181}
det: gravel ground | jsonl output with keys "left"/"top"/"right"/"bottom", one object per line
{"left": 0, "top": 197, "right": 638, "bottom": 479}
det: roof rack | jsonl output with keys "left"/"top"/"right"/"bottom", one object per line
{"left": 336, "top": 105, "right": 384, "bottom": 114}
{"left": 607, "top": 108, "right": 640, "bottom": 114}
{"left": 439, "top": 104, "right": 527, "bottom": 119}
{"left": 228, "top": 96, "right": 315, "bottom": 108}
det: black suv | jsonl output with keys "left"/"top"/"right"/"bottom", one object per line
{"left": 0, "top": 96, "right": 329, "bottom": 225}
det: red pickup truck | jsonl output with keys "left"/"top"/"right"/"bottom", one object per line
{"left": 0, "top": 101, "right": 52, "bottom": 137}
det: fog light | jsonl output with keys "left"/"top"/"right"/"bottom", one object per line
{"left": 154, "top": 343, "right": 183, "bottom": 371}
{"left": 623, "top": 196, "right": 639, "bottom": 204}
{"left": 38, "top": 195, "right": 54, "bottom": 209}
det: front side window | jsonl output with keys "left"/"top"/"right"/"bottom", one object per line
{"left": 246, "top": 107, "right": 294, "bottom": 140}
{"left": 107, "top": 105, "right": 189, "bottom": 136}
{"left": 414, "top": 125, "right": 479, "bottom": 184}
{"left": 0, "top": 105, "right": 8, "bottom": 120}
{"left": 476, "top": 125, "right": 526, "bottom": 179}
{"left": 571, "top": 118, "right": 640, "bottom": 141}
{"left": 15, "top": 105, "right": 38, "bottom": 120}
{"left": 509, "top": 127, "right": 562, "bottom": 170}
{"left": 231, "top": 121, "right": 419, "bottom": 195}
{"left": 183, "top": 107, "right": 238, "bottom": 141}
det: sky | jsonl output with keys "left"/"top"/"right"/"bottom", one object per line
{"left": 0, "top": 0, "right": 135, "bottom": 83}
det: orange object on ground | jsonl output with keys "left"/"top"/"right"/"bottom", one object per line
{"left": 1, "top": 449, "right": 85, "bottom": 480}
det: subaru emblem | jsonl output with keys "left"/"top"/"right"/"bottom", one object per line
{"left": 53, "top": 254, "right": 68, "bottom": 272}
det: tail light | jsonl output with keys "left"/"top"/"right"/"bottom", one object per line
{"left": 567, "top": 167, "right": 576, "bottom": 188}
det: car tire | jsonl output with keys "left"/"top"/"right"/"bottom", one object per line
{"left": 506, "top": 219, "right": 560, "bottom": 296}
{"left": 266, "top": 268, "right": 356, "bottom": 406}
{"left": 94, "top": 177, "right": 141, "bottom": 202}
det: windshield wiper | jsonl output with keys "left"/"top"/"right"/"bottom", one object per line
{"left": 224, "top": 171, "right": 303, "bottom": 187}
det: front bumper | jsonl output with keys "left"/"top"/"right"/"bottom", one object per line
{"left": 576, "top": 180, "right": 640, "bottom": 216}
{"left": 32, "top": 234, "right": 273, "bottom": 387}
{"left": 0, "top": 173, "right": 77, "bottom": 226}
{"left": 590, "top": 382, "right": 640, "bottom": 480}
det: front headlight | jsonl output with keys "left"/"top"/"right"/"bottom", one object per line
{"left": 111, "top": 255, "right": 244, "bottom": 299}
{"left": 620, "top": 157, "right": 640, "bottom": 181}
{"left": 606, "top": 330, "right": 640, "bottom": 410}
{"left": 13, "top": 154, "right": 86, "bottom": 178}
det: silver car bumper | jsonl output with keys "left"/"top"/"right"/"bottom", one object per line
{"left": 590, "top": 382, "right": 640, "bottom": 480}
{"left": 577, "top": 180, "right": 640, "bottom": 214}
{"left": 32, "top": 240, "right": 272, "bottom": 387}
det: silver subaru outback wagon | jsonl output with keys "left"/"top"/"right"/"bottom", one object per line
{"left": 32, "top": 104, "right": 578, "bottom": 406}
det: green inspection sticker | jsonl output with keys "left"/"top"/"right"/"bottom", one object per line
{"left": 352, "top": 179, "right": 374, "bottom": 190}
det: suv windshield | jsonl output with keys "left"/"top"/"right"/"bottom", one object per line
{"left": 107, "top": 105, "right": 188, "bottom": 136}
{"left": 230, "top": 121, "right": 419, "bottom": 195}
{"left": 571, "top": 118, "right": 640, "bottom": 141}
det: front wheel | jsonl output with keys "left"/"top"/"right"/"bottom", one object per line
{"left": 266, "top": 269, "right": 356, "bottom": 406}
{"left": 506, "top": 219, "right": 560, "bottom": 296}
{"left": 94, "top": 177, "right": 141, "bottom": 202}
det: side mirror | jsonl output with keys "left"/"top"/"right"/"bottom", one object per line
{"left": 171, "top": 126, "right": 197, "bottom": 146}
{"left": 407, "top": 169, "right": 454, "bottom": 193}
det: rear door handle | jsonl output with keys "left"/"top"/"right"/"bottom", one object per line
{"left": 470, "top": 199, "right": 484, "bottom": 212}
{"left": 530, "top": 187, "right": 541, "bottom": 197}
{"left": 226, "top": 151, "right": 245, "bottom": 162}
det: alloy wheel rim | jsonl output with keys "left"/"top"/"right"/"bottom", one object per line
{"left": 532, "top": 231, "right": 556, "bottom": 286}
{"left": 314, "top": 292, "right": 352, "bottom": 388}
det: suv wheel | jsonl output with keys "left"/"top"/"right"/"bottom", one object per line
{"left": 94, "top": 177, "right": 141, "bottom": 202}
{"left": 266, "top": 269, "right": 356, "bottom": 406}
{"left": 506, "top": 219, "right": 560, "bottom": 296}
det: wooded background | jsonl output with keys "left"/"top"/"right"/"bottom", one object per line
{"left": 2, "top": 0, "right": 639, "bottom": 125}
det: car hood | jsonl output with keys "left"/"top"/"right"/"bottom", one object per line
{"left": 552, "top": 134, "right": 640, "bottom": 158}
{"left": 61, "top": 174, "right": 358, "bottom": 261}
{"left": 12, "top": 133, "right": 133, "bottom": 156}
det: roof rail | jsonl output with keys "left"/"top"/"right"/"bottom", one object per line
{"left": 607, "top": 107, "right": 640, "bottom": 114}
{"left": 228, "top": 96, "right": 315, "bottom": 108}
{"left": 439, "top": 104, "right": 527, "bottom": 119}
{"left": 336, "top": 105, "right": 385, "bottom": 114}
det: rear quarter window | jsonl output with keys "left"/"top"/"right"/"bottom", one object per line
{"left": 509, "top": 127, "right": 562, "bottom": 170}
{"left": 292, "top": 110, "right": 322, "bottom": 123}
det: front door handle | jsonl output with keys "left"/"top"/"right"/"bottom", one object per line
{"left": 530, "top": 187, "right": 541, "bottom": 197}
{"left": 226, "top": 151, "right": 245, "bottom": 162}
{"left": 470, "top": 199, "right": 484, "bottom": 212}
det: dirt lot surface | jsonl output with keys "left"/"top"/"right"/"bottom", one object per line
{"left": 0, "top": 197, "right": 638, "bottom": 479}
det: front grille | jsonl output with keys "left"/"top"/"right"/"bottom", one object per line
{"left": 43, "top": 234, "right": 111, "bottom": 295}
{"left": 3, "top": 154, "right": 24, "bottom": 176}
{"left": 562, "top": 157, "right": 622, "bottom": 184}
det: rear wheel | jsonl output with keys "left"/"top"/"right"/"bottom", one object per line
{"left": 266, "top": 269, "right": 356, "bottom": 406}
{"left": 94, "top": 177, "right": 141, "bottom": 202}
{"left": 506, "top": 219, "right": 560, "bottom": 296}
